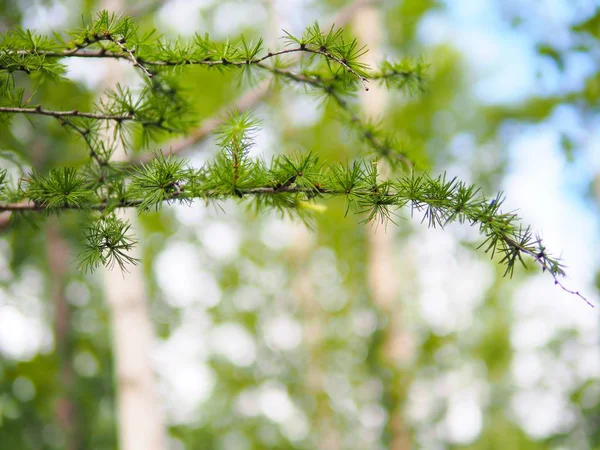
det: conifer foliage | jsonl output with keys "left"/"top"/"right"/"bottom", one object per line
{"left": 0, "top": 11, "right": 588, "bottom": 304}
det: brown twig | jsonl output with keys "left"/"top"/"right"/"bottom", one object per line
{"left": 0, "top": 185, "right": 329, "bottom": 212}
{"left": 19, "top": 44, "right": 367, "bottom": 84}
{"left": 504, "top": 236, "right": 594, "bottom": 308}
{"left": 0, "top": 105, "right": 134, "bottom": 121}
{"left": 110, "top": 37, "right": 154, "bottom": 79}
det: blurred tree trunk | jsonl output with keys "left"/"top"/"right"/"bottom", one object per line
{"left": 103, "top": 224, "right": 165, "bottom": 450}
{"left": 273, "top": 0, "right": 341, "bottom": 441}
{"left": 288, "top": 228, "right": 342, "bottom": 448}
{"left": 100, "top": 1, "right": 166, "bottom": 449}
{"left": 354, "top": 6, "right": 412, "bottom": 450}
{"left": 48, "top": 223, "right": 79, "bottom": 450}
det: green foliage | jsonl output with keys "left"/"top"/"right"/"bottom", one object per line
{"left": 0, "top": 9, "right": 586, "bottom": 303}
{"left": 572, "top": 9, "right": 600, "bottom": 40}
{"left": 128, "top": 153, "right": 189, "bottom": 211}
{"left": 12, "top": 118, "right": 570, "bottom": 290}
{"left": 25, "top": 167, "right": 93, "bottom": 208}
{"left": 79, "top": 214, "right": 139, "bottom": 272}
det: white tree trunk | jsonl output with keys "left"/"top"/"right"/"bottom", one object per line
{"left": 103, "top": 232, "right": 166, "bottom": 450}
{"left": 354, "top": 6, "right": 412, "bottom": 450}
{"left": 100, "top": 2, "right": 166, "bottom": 449}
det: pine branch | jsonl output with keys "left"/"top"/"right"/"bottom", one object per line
{"left": 15, "top": 45, "right": 368, "bottom": 85}
{"left": 0, "top": 8, "right": 589, "bottom": 307}
{"left": 129, "top": 0, "right": 379, "bottom": 163}
{"left": 7, "top": 12, "right": 414, "bottom": 94}
{"left": 266, "top": 66, "right": 414, "bottom": 167}
{"left": 2, "top": 150, "right": 592, "bottom": 306}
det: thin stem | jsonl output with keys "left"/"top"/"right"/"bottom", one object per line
{"left": 0, "top": 105, "right": 179, "bottom": 138}
{"left": 0, "top": 105, "right": 134, "bottom": 121}
{"left": 504, "top": 236, "right": 594, "bottom": 307}
{"left": 54, "top": 116, "right": 105, "bottom": 167}
{"left": 17, "top": 45, "right": 369, "bottom": 88}
{"left": 110, "top": 37, "right": 154, "bottom": 79}
{"left": 0, "top": 185, "right": 332, "bottom": 211}
{"left": 265, "top": 66, "right": 413, "bottom": 167}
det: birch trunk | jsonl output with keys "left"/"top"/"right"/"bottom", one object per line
{"left": 354, "top": 6, "right": 412, "bottom": 450}
{"left": 100, "top": 2, "right": 166, "bottom": 449}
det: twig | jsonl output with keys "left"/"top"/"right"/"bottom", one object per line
{"left": 0, "top": 105, "right": 134, "bottom": 121}
{"left": 110, "top": 37, "right": 154, "bottom": 79}
{"left": 505, "top": 236, "right": 594, "bottom": 308}
{"left": 54, "top": 116, "right": 105, "bottom": 167}
{"left": 0, "top": 105, "right": 179, "bottom": 137}
{"left": 0, "top": 185, "right": 331, "bottom": 211}
{"left": 18, "top": 45, "right": 367, "bottom": 85}
{"left": 263, "top": 65, "right": 412, "bottom": 167}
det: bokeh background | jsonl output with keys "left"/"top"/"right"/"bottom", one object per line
{"left": 0, "top": 0, "right": 599, "bottom": 449}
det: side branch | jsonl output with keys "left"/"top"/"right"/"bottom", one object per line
{"left": 16, "top": 45, "right": 369, "bottom": 87}
{"left": 0, "top": 105, "right": 134, "bottom": 121}
{"left": 0, "top": 186, "right": 328, "bottom": 212}
{"left": 504, "top": 236, "right": 594, "bottom": 307}
{"left": 266, "top": 66, "right": 413, "bottom": 167}
{"left": 109, "top": 37, "right": 154, "bottom": 79}
{"left": 2, "top": 171, "right": 590, "bottom": 306}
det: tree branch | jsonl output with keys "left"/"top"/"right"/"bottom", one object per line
{"left": 0, "top": 185, "right": 330, "bottom": 211}
{"left": 17, "top": 45, "right": 367, "bottom": 84}
{"left": 132, "top": 0, "right": 378, "bottom": 161}
{"left": 0, "top": 105, "right": 134, "bottom": 121}
{"left": 109, "top": 36, "right": 154, "bottom": 78}
{"left": 2, "top": 180, "right": 589, "bottom": 306}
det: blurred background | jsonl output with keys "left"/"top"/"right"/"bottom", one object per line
{"left": 0, "top": 0, "right": 599, "bottom": 449}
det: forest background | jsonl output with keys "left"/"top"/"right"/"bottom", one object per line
{"left": 0, "top": 0, "right": 599, "bottom": 449}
